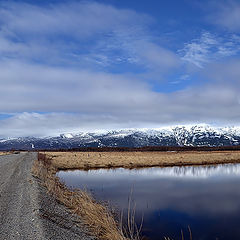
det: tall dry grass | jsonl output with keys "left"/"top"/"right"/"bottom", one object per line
{"left": 32, "top": 153, "right": 142, "bottom": 240}
{"left": 45, "top": 151, "right": 240, "bottom": 171}
{"left": 0, "top": 151, "right": 11, "bottom": 155}
{"left": 164, "top": 226, "right": 193, "bottom": 240}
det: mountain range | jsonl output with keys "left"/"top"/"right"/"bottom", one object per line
{"left": 1, "top": 124, "right": 240, "bottom": 150}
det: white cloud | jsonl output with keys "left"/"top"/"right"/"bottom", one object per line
{"left": 0, "top": 1, "right": 180, "bottom": 71}
{"left": 135, "top": 41, "right": 181, "bottom": 70}
{"left": 0, "top": 61, "right": 159, "bottom": 113}
{"left": 205, "top": 60, "right": 240, "bottom": 85}
{"left": 179, "top": 31, "right": 240, "bottom": 68}
{"left": 0, "top": 1, "right": 150, "bottom": 38}
{"left": 0, "top": 60, "right": 240, "bottom": 137}
{"left": 0, "top": 112, "right": 127, "bottom": 138}
{"left": 207, "top": 0, "right": 240, "bottom": 32}
{"left": 0, "top": 2, "right": 145, "bottom": 65}
{"left": 84, "top": 30, "right": 181, "bottom": 70}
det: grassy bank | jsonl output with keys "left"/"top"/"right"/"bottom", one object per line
{"left": 32, "top": 153, "right": 139, "bottom": 240}
{"left": 45, "top": 151, "right": 240, "bottom": 170}
{"left": 0, "top": 152, "right": 11, "bottom": 155}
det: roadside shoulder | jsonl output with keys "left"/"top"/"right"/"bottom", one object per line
{"left": 32, "top": 169, "right": 96, "bottom": 240}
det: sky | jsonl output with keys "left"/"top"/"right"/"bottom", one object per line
{"left": 0, "top": 0, "right": 240, "bottom": 137}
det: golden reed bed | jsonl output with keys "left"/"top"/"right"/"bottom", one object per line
{"left": 0, "top": 152, "right": 10, "bottom": 156}
{"left": 45, "top": 151, "right": 240, "bottom": 170}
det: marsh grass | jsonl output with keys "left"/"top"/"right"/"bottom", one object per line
{"left": 46, "top": 151, "right": 240, "bottom": 171}
{"left": 0, "top": 151, "right": 11, "bottom": 155}
{"left": 164, "top": 226, "right": 193, "bottom": 240}
{"left": 32, "top": 153, "right": 142, "bottom": 240}
{"left": 122, "top": 190, "right": 144, "bottom": 240}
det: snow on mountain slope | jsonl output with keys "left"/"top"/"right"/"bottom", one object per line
{"left": 1, "top": 124, "right": 240, "bottom": 150}
{"left": 60, "top": 133, "right": 74, "bottom": 139}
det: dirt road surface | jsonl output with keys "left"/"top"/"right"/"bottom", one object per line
{"left": 0, "top": 152, "right": 95, "bottom": 240}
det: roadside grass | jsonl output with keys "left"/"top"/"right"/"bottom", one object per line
{"left": 46, "top": 151, "right": 240, "bottom": 170}
{"left": 32, "top": 153, "right": 141, "bottom": 240}
{"left": 0, "top": 151, "right": 11, "bottom": 155}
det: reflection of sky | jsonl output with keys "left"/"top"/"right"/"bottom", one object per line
{"left": 58, "top": 164, "right": 240, "bottom": 240}
{"left": 58, "top": 163, "right": 240, "bottom": 179}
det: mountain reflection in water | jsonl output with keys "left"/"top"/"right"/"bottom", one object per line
{"left": 58, "top": 164, "right": 240, "bottom": 240}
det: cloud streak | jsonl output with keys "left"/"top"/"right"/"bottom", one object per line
{"left": 0, "top": 1, "right": 180, "bottom": 71}
{"left": 207, "top": 0, "right": 240, "bottom": 32}
{"left": 179, "top": 31, "right": 240, "bottom": 68}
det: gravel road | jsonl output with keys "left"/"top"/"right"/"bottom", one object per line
{"left": 0, "top": 152, "right": 95, "bottom": 240}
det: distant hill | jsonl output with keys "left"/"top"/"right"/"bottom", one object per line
{"left": 1, "top": 124, "right": 240, "bottom": 150}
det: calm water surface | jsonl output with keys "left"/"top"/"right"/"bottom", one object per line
{"left": 57, "top": 164, "right": 240, "bottom": 240}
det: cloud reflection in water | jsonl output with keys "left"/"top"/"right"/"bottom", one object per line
{"left": 58, "top": 164, "right": 240, "bottom": 239}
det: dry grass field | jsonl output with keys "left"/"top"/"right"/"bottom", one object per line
{"left": 45, "top": 151, "right": 240, "bottom": 170}
{"left": 0, "top": 152, "right": 9, "bottom": 156}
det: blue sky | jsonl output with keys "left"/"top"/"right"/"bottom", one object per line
{"left": 0, "top": 0, "right": 240, "bottom": 137}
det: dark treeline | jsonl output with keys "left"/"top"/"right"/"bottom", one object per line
{"left": 12, "top": 145, "right": 240, "bottom": 152}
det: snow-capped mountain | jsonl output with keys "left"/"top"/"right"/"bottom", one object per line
{"left": 1, "top": 124, "right": 240, "bottom": 150}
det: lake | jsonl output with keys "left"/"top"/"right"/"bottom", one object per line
{"left": 57, "top": 164, "right": 240, "bottom": 240}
